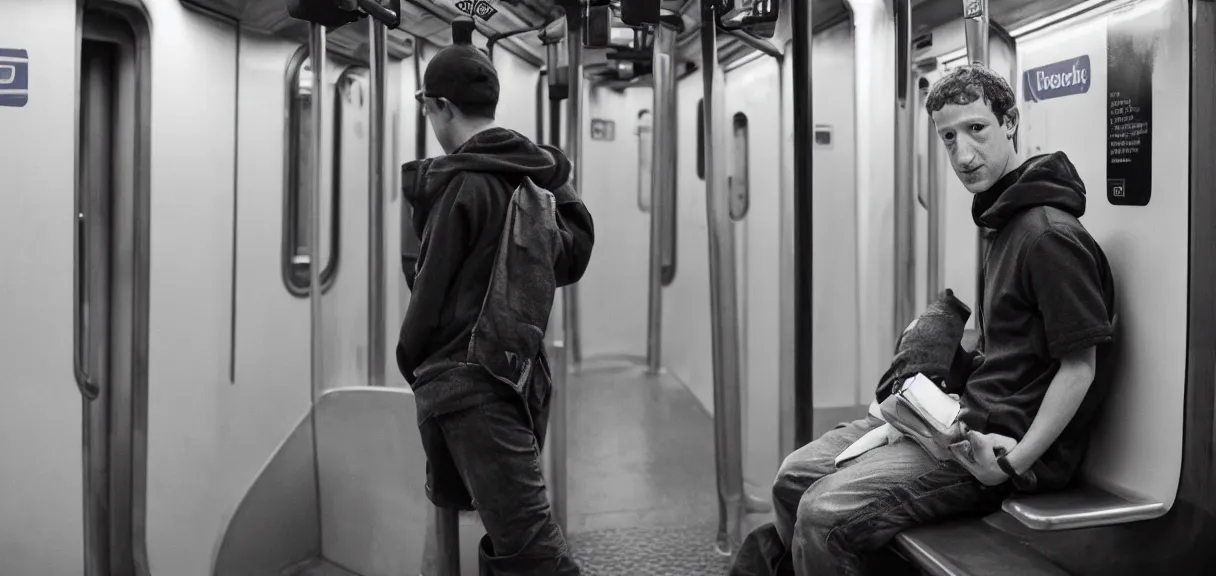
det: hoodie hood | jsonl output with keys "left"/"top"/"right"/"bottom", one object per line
{"left": 971, "top": 151, "right": 1087, "bottom": 231}
{"left": 402, "top": 127, "right": 572, "bottom": 218}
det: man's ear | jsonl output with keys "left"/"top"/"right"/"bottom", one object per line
{"left": 435, "top": 97, "right": 453, "bottom": 119}
{"left": 1003, "top": 107, "right": 1021, "bottom": 139}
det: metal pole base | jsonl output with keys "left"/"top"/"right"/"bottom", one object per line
{"left": 549, "top": 340, "right": 569, "bottom": 535}
{"left": 714, "top": 493, "right": 746, "bottom": 556}
{"left": 435, "top": 506, "right": 460, "bottom": 576}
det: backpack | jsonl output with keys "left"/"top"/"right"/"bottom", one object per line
{"left": 466, "top": 176, "right": 561, "bottom": 395}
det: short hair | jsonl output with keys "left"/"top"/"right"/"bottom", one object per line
{"left": 454, "top": 101, "right": 497, "bottom": 120}
{"left": 925, "top": 64, "right": 1017, "bottom": 124}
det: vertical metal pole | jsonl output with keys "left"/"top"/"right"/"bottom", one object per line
{"left": 536, "top": 69, "right": 547, "bottom": 144}
{"left": 550, "top": 257, "right": 569, "bottom": 538}
{"left": 647, "top": 20, "right": 676, "bottom": 375}
{"left": 307, "top": 21, "right": 328, "bottom": 560}
{"left": 564, "top": 9, "right": 584, "bottom": 373}
{"left": 368, "top": 19, "right": 387, "bottom": 387}
{"left": 550, "top": 90, "right": 563, "bottom": 149}
{"left": 309, "top": 24, "right": 325, "bottom": 405}
{"left": 699, "top": 0, "right": 746, "bottom": 556}
{"left": 962, "top": 0, "right": 990, "bottom": 67}
{"left": 894, "top": 0, "right": 916, "bottom": 333}
{"left": 789, "top": 0, "right": 815, "bottom": 450}
{"left": 413, "top": 40, "right": 427, "bottom": 159}
{"left": 962, "top": 0, "right": 990, "bottom": 315}
{"left": 549, "top": 334, "right": 569, "bottom": 538}
{"left": 435, "top": 507, "right": 460, "bottom": 576}
{"left": 925, "top": 81, "right": 943, "bottom": 302}
{"left": 543, "top": 11, "right": 573, "bottom": 537}
{"left": 549, "top": 101, "right": 569, "bottom": 539}
{"left": 776, "top": 0, "right": 797, "bottom": 459}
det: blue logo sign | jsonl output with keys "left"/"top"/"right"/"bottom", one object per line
{"left": 0, "top": 48, "right": 29, "bottom": 108}
{"left": 1023, "top": 55, "right": 1091, "bottom": 103}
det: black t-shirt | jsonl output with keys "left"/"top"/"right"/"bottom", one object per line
{"left": 959, "top": 152, "right": 1116, "bottom": 492}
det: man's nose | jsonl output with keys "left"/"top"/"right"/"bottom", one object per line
{"left": 954, "top": 141, "right": 978, "bottom": 169}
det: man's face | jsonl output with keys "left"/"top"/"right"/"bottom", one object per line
{"left": 931, "top": 99, "right": 1016, "bottom": 194}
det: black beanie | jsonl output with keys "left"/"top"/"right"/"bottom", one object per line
{"left": 874, "top": 288, "right": 973, "bottom": 403}
{"left": 423, "top": 44, "right": 500, "bottom": 109}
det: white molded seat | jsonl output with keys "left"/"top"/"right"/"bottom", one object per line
{"left": 1000, "top": 484, "right": 1167, "bottom": 531}
{"left": 213, "top": 387, "right": 431, "bottom": 576}
{"left": 996, "top": 313, "right": 1167, "bottom": 531}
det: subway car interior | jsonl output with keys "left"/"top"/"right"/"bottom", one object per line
{"left": 1, "top": 0, "right": 1214, "bottom": 574}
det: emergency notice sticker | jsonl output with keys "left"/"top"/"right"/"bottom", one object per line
{"left": 1106, "top": 8, "right": 1157, "bottom": 206}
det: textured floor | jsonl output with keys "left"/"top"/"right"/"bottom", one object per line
{"left": 565, "top": 360, "right": 722, "bottom": 533}
{"left": 567, "top": 524, "right": 733, "bottom": 575}
{"left": 560, "top": 358, "right": 875, "bottom": 574}
{"left": 562, "top": 358, "right": 733, "bottom": 574}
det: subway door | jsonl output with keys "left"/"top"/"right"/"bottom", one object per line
{"left": 663, "top": 71, "right": 715, "bottom": 411}
{"left": 809, "top": 21, "right": 864, "bottom": 427}
{"left": 723, "top": 56, "right": 783, "bottom": 498}
{"left": 141, "top": 2, "right": 237, "bottom": 574}
{"left": 575, "top": 84, "right": 652, "bottom": 360}
{"left": 220, "top": 37, "right": 318, "bottom": 554}
{"left": 0, "top": 1, "right": 93, "bottom": 574}
{"left": 322, "top": 65, "right": 370, "bottom": 391}
{"left": 386, "top": 53, "right": 408, "bottom": 387}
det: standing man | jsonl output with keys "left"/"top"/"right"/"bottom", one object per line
{"left": 399, "top": 32, "right": 593, "bottom": 575}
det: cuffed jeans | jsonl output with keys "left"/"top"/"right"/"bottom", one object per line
{"left": 429, "top": 398, "right": 580, "bottom": 575}
{"left": 772, "top": 415, "right": 1008, "bottom": 575}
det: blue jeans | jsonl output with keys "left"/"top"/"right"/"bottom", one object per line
{"left": 771, "top": 416, "right": 1008, "bottom": 575}
{"left": 427, "top": 398, "right": 580, "bottom": 575}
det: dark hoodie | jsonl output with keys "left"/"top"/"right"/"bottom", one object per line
{"left": 397, "top": 127, "right": 594, "bottom": 418}
{"left": 959, "top": 151, "right": 1116, "bottom": 492}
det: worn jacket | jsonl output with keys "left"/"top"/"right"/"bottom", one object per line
{"left": 398, "top": 127, "right": 594, "bottom": 417}
{"left": 398, "top": 128, "right": 593, "bottom": 510}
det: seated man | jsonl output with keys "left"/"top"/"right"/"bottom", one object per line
{"left": 766, "top": 65, "right": 1117, "bottom": 575}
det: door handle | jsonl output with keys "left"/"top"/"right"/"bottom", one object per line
{"left": 74, "top": 211, "right": 99, "bottom": 400}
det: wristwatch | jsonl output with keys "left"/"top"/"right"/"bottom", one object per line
{"left": 996, "top": 452, "right": 1019, "bottom": 476}
{"left": 995, "top": 448, "right": 1037, "bottom": 491}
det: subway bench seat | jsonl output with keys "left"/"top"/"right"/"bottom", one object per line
{"left": 892, "top": 481, "right": 1168, "bottom": 575}
{"left": 897, "top": 314, "right": 1168, "bottom": 574}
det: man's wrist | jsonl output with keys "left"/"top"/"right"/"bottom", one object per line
{"left": 1004, "top": 448, "right": 1032, "bottom": 476}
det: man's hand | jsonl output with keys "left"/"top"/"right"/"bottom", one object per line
{"left": 949, "top": 430, "right": 1019, "bottom": 486}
